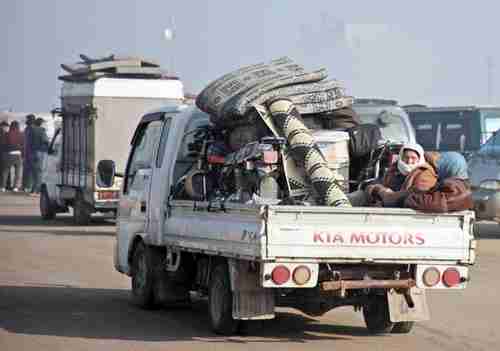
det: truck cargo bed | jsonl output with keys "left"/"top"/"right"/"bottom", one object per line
{"left": 164, "top": 201, "right": 475, "bottom": 264}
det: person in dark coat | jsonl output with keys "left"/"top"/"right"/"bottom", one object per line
{"left": 22, "top": 114, "right": 36, "bottom": 193}
{"left": 404, "top": 151, "right": 473, "bottom": 213}
{"left": 30, "top": 117, "right": 49, "bottom": 194}
{"left": 0, "top": 121, "right": 10, "bottom": 192}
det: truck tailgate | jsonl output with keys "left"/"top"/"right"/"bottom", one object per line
{"left": 266, "top": 205, "right": 475, "bottom": 263}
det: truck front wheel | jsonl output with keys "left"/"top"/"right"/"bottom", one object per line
{"left": 208, "top": 262, "right": 239, "bottom": 335}
{"left": 131, "top": 241, "right": 159, "bottom": 309}
{"left": 363, "top": 294, "right": 394, "bottom": 334}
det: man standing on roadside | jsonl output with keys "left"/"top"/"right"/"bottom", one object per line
{"left": 22, "top": 114, "right": 36, "bottom": 193}
{"left": 30, "top": 117, "right": 49, "bottom": 195}
{"left": 1, "top": 121, "right": 24, "bottom": 192}
{"left": 0, "top": 121, "right": 10, "bottom": 192}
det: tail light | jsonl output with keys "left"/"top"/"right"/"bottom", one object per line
{"left": 207, "top": 155, "right": 225, "bottom": 164}
{"left": 292, "top": 265, "right": 311, "bottom": 285}
{"left": 442, "top": 268, "right": 461, "bottom": 287}
{"left": 271, "top": 265, "right": 290, "bottom": 285}
{"left": 422, "top": 267, "right": 441, "bottom": 287}
{"left": 262, "top": 150, "right": 279, "bottom": 164}
{"left": 97, "top": 191, "right": 119, "bottom": 200}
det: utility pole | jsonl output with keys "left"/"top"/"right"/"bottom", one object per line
{"left": 164, "top": 15, "right": 176, "bottom": 76}
{"left": 487, "top": 55, "right": 493, "bottom": 104}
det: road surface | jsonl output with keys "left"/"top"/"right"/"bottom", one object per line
{"left": 1, "top": 193, "right": 498, "bottom": 350}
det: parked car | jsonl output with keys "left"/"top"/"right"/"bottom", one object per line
{"left": 468, "top": 130, "right": 500, "bottom": 222}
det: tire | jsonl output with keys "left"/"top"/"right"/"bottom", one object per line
{"left": 131, "top": 241, "right": 159, "bottom": 309}
{"left": 208, "top": 261, "right": 239, "bottom": 335}
{"left": 73, "top": 197, "right": 91, "bottom": 225}
{"left": 391, "top": 321, "right": 415, "bottom": 334}
{"left": 40, "top": 188, "right": 56, "bottom": 220}
{"left": 363, "top": 294, "right": 394, "bottom": 334}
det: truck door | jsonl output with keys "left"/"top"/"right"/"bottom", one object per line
{"left": 147, "top": 117, "right": 172, "bottom": 238}
{"left": 118, "top": 119, "right": 163, "bottom": 236}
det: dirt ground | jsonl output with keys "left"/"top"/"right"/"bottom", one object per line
{"left": 1, "top": 193, "right": 498, "bottom": 351}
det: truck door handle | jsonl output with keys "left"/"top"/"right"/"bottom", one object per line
{"left": 140, "top": 201, "right": 146, "bottom": 212}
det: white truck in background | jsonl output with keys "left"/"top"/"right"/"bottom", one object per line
{"left": 103, "top": 104, "right": 476, "bottom": 335}
{"left": 40, "top": 77, "right": 184, "bottom": 224}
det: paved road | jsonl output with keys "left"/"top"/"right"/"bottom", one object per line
{"left": 1, "top": 193, "right": 498, "bottom": 351}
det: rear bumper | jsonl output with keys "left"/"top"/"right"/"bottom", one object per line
{"left": 94, "top": 199, "right": 119, "bottom": 211}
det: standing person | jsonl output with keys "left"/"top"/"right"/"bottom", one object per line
{"left": 1, "top": 121, "right": 24, "bottom": 192}
{"left": 30, "top": 117, "right": 49, "bottom": 195}
{"left": 22, "top": 114, "right": 36, "bottom": 193}
{"left": 0, "top": 121, "right": 10, "bottom": 192}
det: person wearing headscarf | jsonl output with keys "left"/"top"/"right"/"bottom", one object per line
{"left": 403, "top": 151, "right": 473, "bottom": 213}
{"left": 425, "top": 151, "right": 469, "bottom": 183}
{"left": 367, "top": 142, "right": 438, "bottom": 207}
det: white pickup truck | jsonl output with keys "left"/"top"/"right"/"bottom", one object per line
{"left": 104, "top": 104, "right": 476, "bottom": 335}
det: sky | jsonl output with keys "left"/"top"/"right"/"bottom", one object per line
{"left": 1, "top": 0, "right": 500, "bottom": 112}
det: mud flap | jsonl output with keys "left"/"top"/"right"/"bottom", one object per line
{"left": 387, "top": 287, "right": 430, "bottom": 323}
{"left": 228, "top": 259, "right": 275, "bottom": 320}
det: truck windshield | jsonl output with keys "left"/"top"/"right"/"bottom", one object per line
{"left": 353, "top": 106, "right": 412, "bottom": 143}
{"left": 480, "top": 109, "right": 500, "bottom": 143}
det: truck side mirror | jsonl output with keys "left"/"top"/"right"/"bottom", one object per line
{"left": 97, "top": 159, "right": 116, "bottom": 188}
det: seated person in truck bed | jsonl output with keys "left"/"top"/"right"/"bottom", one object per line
{"left": 367, "top": 143, "right": 438, "bottom": 207}
{"left": 425, "top": 151, "right": 469, "bottom": 184}
{"left": 404, "top": 151, "right": 473, "bottom": 213}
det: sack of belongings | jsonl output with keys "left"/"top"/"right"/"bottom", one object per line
{"left": 347, "top": 124, "right": 383, "bottom": 159}
{"left": 404, "top": 177, "right": 473, "bottom": 213}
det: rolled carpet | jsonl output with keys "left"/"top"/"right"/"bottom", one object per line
{"left": 267, "top": 98, "right": 351, "bottom": 207}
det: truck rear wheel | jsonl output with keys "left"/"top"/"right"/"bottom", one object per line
{"left": 40, "top": 188, "right": 56, "bottom": 220}
{"left": 208, "top": 262, "right": 239, "bottom": 335}
{"left": 391, "top": 321, "right": 415, "bottom": 334}
{"left": 131, "top": 241, "right": 159, "bottom": 309}
{"left": 363, "top": 294, "right": 394, "bottom": 334}
{"left": 73, "top": 197, "right": 91, "bottom": 225}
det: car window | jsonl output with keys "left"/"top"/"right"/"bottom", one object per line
{"left": 156, "top": 118, "right": 172, "bottom": 168}
{"left": 354, "top": 106, "right": 413, "bottom": 143}
{"left": 439, "top": 121, "right": 466, "bottom": 152}
{"left": 124, "top": 120, "right": 163, "bottom": 193}
{"left": 172, "top": 112, "right": 210, "bottom": 185}
{"left": 413, "top": 121, "right": 438, "bottom": 150}
{"left": 481, "top": 111, "right": 500, "bottom": 143}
